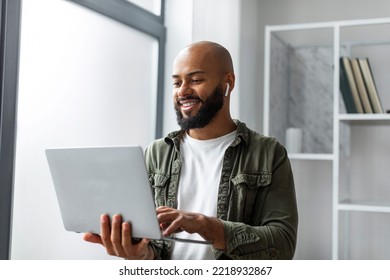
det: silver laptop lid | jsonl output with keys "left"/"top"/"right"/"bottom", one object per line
{"left": 45, "top": 146, "right": 161, "bottom": 240}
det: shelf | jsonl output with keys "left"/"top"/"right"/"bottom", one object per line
{"left": 288, "top": 153, "right": 334, "bottom": 161}
{"left": 338, "top": 114, "right": 390, "bottom": 125}
{"left": 265, "top": 17, "right": 390, "bottom": 260}
{"left": 338, "top": 200, "right": 390, "bottom": 213}
{"left": 266, "top": 17, "right": 390, "bottom": 47}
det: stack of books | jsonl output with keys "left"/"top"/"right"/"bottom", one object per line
{"left": 339, "top": 56, "right": 384, "bottom": 114}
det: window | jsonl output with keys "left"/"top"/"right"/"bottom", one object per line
{"left": 0, "top": 0, "right": 166, "bottom": 260}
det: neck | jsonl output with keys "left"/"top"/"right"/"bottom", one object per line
{"left": 187, "top": 117, "right": 236, "bottom": 140}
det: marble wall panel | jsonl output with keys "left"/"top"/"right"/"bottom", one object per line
{"left": 269, "top": 33, "right": 350, "bottom": 155}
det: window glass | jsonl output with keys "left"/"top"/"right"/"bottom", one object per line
{"left": 11, "top": 0, "right": 158, "bottom": 259}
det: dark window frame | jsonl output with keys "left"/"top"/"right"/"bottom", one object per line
{"left": 0, "top": 0, "right": 22, "bottom": 260}
{"left": 0, "top": 0, "right": 165, "bottom": 260}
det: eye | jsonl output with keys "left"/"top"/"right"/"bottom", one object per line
{"left": 172, "top": 81, "right": 182, "bottom": 87}
{"left": 191, "top": 79, "right": 203, "bottom": 84}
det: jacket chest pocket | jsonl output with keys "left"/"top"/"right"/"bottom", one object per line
{"left": 149, "top": 173, "right": 170, "bottom": 207}
{"left": 230, "top": 172, "right": 271, "bottom": 224}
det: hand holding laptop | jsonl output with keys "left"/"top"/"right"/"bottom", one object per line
{"left": 82, "top": 207, "right": 225, "bottom": 259}
{"left": 83, "top": 214, "right": 154, "bottom": 260}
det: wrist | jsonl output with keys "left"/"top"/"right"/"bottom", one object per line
{"left": 143, "top": 244, "right": 155, "bottom": 260}
{"left": 124, "top": 243, "right": 154, "bottom": 260}
{"left": 200, "top": 216, "right": 226, "bottom": 250}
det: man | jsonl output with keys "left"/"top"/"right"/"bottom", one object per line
{"left": 84, "top": 41, "right": 298, "bottom": 260}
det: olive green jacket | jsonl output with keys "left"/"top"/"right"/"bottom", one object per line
{"left": 145, "top": 120, "right": 298, "bottom": 260}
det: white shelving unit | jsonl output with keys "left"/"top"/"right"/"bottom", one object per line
{"left": 263, "top": 18, "right": 390, "bottom": 259}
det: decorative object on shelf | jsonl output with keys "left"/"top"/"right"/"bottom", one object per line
{"left": 358, "top": 57, "right": 384, "bottom": 114}
{"left": 350, "top": 58, "right": 373, "bottom": 113}
{"left": 285, "top": 127, "right": 303, "bottom": 154}
{"left": 339, "top": 56, "right": 363, "bottom": 113}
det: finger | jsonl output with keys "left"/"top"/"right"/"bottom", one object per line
{"left": 159, "top": 221, "right": 168, "bottom": 231}
{"left": 157, "top": 209, "right": 199, "bottom": 235}
{"left": 121, "top": 223, "right": 151, "bottom": 259}
{"left": 161, "top": 215, "right": 185, "bottom": 236}
{"left": 156, "top": 206, "right": 173, "bottom": 214}
{"left": 111, "top": 214, "right": 126, "bottom": 257}
{"left": 157, "top": 210, "right": 180, "bottom": 225}
{"left": 100, "top": 214, "right": 114, "bottom": 255}
{"left": 162, "top": 212, "right": 201, "bottom": 236}
{"left": 83, "top": 232, "right": 103, "bottom": 245}
{"left": 121, "top": 222, "right": 132, "bottom": 251}
{"left": 157, "top": 210, "right": 180, "bottom": 233}
{"left": 157, "top": 209, "right": 174, "bottom": 220}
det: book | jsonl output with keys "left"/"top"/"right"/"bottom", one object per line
{"left": 339, "top": 56, "right": 363, "bottom": 113}
{"left": 350, "top": 58, "right": 373, "bottom": 113}
{"left": 358, "top": 58, "right": 384, "bottom": 114}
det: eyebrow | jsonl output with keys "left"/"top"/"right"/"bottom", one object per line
{"left": 172, "top": 70, "right": 206, "bottom": 79}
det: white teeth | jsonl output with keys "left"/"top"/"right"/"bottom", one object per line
{"left": 181, "top": 101, "right": 197, "bottom": 107}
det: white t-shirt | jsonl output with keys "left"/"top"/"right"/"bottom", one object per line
{"left": 170, "top": 130, "right": 236, "bottom": 260}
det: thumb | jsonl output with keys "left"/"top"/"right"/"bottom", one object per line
{"left": 83, "top": 232, "right": 103, "bottom": 245}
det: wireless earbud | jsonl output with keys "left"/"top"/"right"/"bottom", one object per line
{"left": 224, "top": 83, "right": 230, "bottom": 97}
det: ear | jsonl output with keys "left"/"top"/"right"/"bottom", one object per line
{"left": 224, "top": 72, "right": 235, "bottom": 96}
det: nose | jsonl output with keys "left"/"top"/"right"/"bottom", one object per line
{"left": 176, "top": 82, "right": 192, "bottom": 98}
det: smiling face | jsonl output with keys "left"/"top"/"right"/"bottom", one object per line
{"left": 172, "top": 42, "right": 234, "bottom": 131}
{"left": 174, "top": 83, "right": 224, "bottom": 130}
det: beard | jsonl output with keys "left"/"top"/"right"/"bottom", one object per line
{"left": 174, "top": 85, "right": 224, "bottom": 130}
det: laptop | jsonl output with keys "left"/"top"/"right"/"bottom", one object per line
{"left": 45, "top": 146, "right": 211, "bottom": 244}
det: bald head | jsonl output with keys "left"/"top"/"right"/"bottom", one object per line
{"left": 173, "top": 41, "right": 234, "bottom": 77}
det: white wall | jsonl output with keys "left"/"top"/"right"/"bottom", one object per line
{"left": 238, "top": 0, "right": 262, "bottom": 132}
{"left": 162, "top": 0, "right": 194, "bottom": 135}
{"left": 163, "top": 0, "right": 242, "bottom": 136}
{"left": 12, "top": 0, "right": 158, "bottom": 259}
